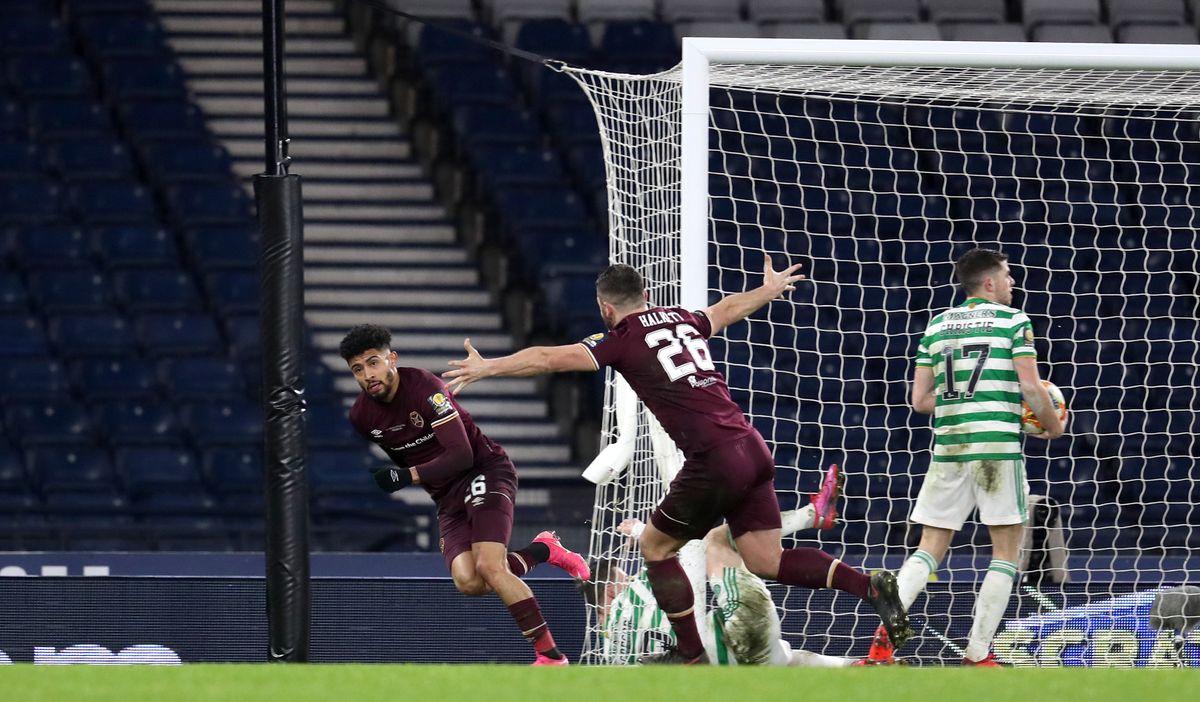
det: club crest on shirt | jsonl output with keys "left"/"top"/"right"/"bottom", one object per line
{"left": 427, "top": 392, "right": 454, "bottom": 416}
{"left": 410, "top": 411, "right": 424, "bottom": 428}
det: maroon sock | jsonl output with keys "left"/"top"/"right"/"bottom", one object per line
{"left": 777, "top": 547, "right": 870, "bottom": 600}
{"left": 507, "top": 541, "right": 551, "bottom": 577}
{"left": 508, "top": 596, "right": 562, "bottom": 659}
{"left": 644, "top": 558, "right": 704, "bottom": 657}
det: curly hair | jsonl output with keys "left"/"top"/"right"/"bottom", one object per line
{"left": 339, "top": 324, "right": 392, "bottom": 361}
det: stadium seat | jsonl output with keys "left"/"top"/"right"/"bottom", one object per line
{"left": 94, "top": 401, "right": 185, "bottom": 446}
{"left": 99, "top": 59, "right": 187, "bottom": 100}
{"left": 159, "top": 357, "right": 247, "bottom": 401}
{"left": 222, "top": 314, "right": 262, "bottom": 360}
{"left": 3, "top": 402, "right": 93, "bottom": 447}
{"left": 425, "top": 64, "right": 521, "bottom": 110}
{"left": 202, "top": 270, "right": 258, "bottom": 315}
{"left": 745, "top": 0, "right": 826, "bottom": 24}
{"left": 0, "top": 100, "right": 25, "bottom": 137}
{"left": 92, "top": 225, "right": 180, "bottom": 269}
{"left": 512, "top": 20, "right": 593, "bottom": 66}
{"left": 135, "top": 312, "right": 225, "bottom": 357}
{"left": 0, "top": 450, "right": 28, "bottom": 493}
{"left": 117, "top": 101, "right": 209, "bottom": 141}
{"left": 0, "top": 178, "right": 63, "bottom": 224}
{"left": 1106, "top": 0, "right": 1186, "bottom": 28}
{"left": 48, "top": 312, "right": 137, "bottom": 355}
{"left": 28, "top": 98, "right": 114, "bottom": 139}
{"left": 840, "top": 0, "right": 921, "bottom": 29}
{"left": 1022, "top": 0, "right": 1102, "bottom": 27}
{"left": 138, "top": 140, "right": 234, "bottom": 184}
{"left": 28, "top": 447, "right": 116, "bottom": 494}
{"left": 0, "top": 273, "right": 30, "bottom": 314}
{"left": 27, "top": 270, "right": 114, "bottom": 313}
{"left": 165, "top": 183, "right": 254, "bottom": 226}
{"left": 183, "top": 226, "right": 258, "bottom": 271}
{"left": 72, "top": 358, "right": 159, "bottom": 401}
{"left": 598, "top": 21, "right": 677, "bottom": 65}
{"left": 0, "top": 315, "right": 49, "bottom": 357}
{"left": 308, "top": 448, "right": 379, "bottom": 494}
{"left": 762, "top": 22, "right": 849, "bottom": 39}
{"left": 10, "top": 225, "right": 93, "bottom": 270}
{"left": 64, "top": 0, "right": 153, "bottom": 15}
{"left": 304, "top": 403, "right": 361, "bottom": 448}
{"left": 180, "top": 401, "right": 263, "bottom": 446}
{"left": 69, "top": 181, "right": 158, "bottom": 224}
{"left": 114, "top": 269, "right": 203, "bottom": 313}
{"left": 677, "top": 21, "right": 763, "bottom": 39}
{"left": 1117, "top": 24, "right": 1196, "bottom": 43}
{"left": 202, "top": 446, "right": 261, "bottom": 495}
{"left": 78, "top": 15, "right": 169, "bottom": 59}
{"left": 473, "top": 145, "right": 565, "bottom": 190}
{"left": 0, "top": 141, "right": 45, "bottom": 175}
{"left": 925, "top": 0, "right": 1007, "bottom": 24}
{"left": 5, "top": 56, "right": 93, "bottom": 97}
{"left": 452, "top": 105, "right": 542, "bottom": 148}
{"left": 660, "top": 0, "right": 742, "bottom": 22}
{"left": 1032, "top": 23, "right": 1113, "bottom": 42}
{"left": 576, "top": 0, "right": 657, "bottom": 25}
{"left": 116, "top": 447, "right": 203, "bottom": 496}
{"left": 49, "top": 138, "right": 136, "bottom": 181}
{"left": 410, "top": 22, "right": 497, "bottom": 69}
{"left": 0, "top": 15, "right": 69, "bottom": 54}
{"left": 861, "top": 22, "right": 942, "bottom": 40}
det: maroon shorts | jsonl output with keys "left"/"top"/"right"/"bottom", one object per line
{"left": 650, "top": 430, "right": 782, "bottom": 541}
{"left": 436, "top": 459, "right": 518, "bottom": 572}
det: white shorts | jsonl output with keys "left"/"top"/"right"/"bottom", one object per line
{"left": 910, "top": 459, "right": 1029, "bottom": 530}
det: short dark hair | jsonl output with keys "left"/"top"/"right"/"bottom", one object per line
{"left": 339, "top": 324, "right": 392, "bottom": 361}
{"left": 596, "top": 264, "right": 645, "bottom": 309}
{"left": 577, "top": 558, "right": 618, "bottom": 607}
{"left": 954, "top": 248, "right": 1008, "bottom": 295}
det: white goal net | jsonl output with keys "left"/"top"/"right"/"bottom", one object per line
{"left": 567, "top": 40, "right": 1200, "bottom": 667}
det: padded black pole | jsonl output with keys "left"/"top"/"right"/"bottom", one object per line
{"left": 259, "top": 0, "right": 309, "bottom": 662}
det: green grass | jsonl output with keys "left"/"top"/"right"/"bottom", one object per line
{"left": 1, "top": 665, "right": 1196, "bottom": 702}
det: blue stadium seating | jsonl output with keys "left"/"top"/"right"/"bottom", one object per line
{"left": 202, "top": 446, "right": 261, "bottom": 495}
{"left": 165, "top": 183, "right": 253, "bottom": 226}
{"left": 78, "top": 16, "right": 167, "bottom": 59}
{"left": 28, "top": 98, "right": 113, "bottom": 138}
{"left": 28, "top": 447, "right": 115, "bottom": 494}
{"left": 10, "top": 225, "right": 92, "bottom": 269}
{"left": 117, "top": 100, "right": 208, "bottom": 141}
{"left": 96, "top": 400, "right": 185, "bottom": 446}
{"left": 70, "top": 181, "right": 157, "bottom": 224}
{"left": 4, "top": 402, "right": 93, "bottom": 447}
{"left": 0, "top": 178, "right": 63, "bottom": 223}
{"left": 5, "top": 56, "right": 94, "bottom": 97}
{"left": 49, "top": 138, "right": 136, "bottom": 180}
{"left": 184, "top": 226, "right": 258, "bottom": 271}
{"left": 72, "top": 358, "right": 158, "bottom": 401}
{"left": 116, "top": 447, "right": 203, "bottom": 496}
{"left": 0, "top": 15, "right": 69, "bottom": 54}
{"left": 0, "top": 141, "right": 45, "bottom": 175}
{"left": 49, "top": 313, "right": 139, "bottom": 358}
{"left": 93, "top": 225, "right": 180, "bottom": 269}
{"left": 0, "top": 359, "right": 71, "bottom": 402}
{"left": 180, "top": 401, "right": 263, "bottom": 446}
{"left": 0, "top": 315, "right": 49, "bottom": 356}
{"left": 28, "top": 270, "right": 113, "bottom": 312}
{"left": 159, "top": 357, "right": 247, "bottom": 401}
{"left": 135, "top": 312, "right": 225, "bottom": 357}
{"left": 115, "top": 269, "right": 203, "bottom": 313}
{"left": 0, "top": 274, "right": 31, "bottom": 313}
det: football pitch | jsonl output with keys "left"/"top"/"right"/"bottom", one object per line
{"left": 3, "top": 665, "right": 1195, "bottom": 702}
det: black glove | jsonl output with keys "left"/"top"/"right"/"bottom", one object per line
{"left": 372, "top": 466, "right": 413, "bottom": 493}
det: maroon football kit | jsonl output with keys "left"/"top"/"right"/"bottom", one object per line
{"left": 579, "top": 307, "right": 782, "bottom": 540}
{"left": 349, "top": 367, "right": 517, "bottom": 569}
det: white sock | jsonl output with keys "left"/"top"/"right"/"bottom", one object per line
{"left": 897, "top": 549, "right": 939, "bottom": 610}
{"left": 780, "top": 506, "right": 816, "bottom": 536}
{"left": 964, "top": 559, "right": 1018, "bottom": 661}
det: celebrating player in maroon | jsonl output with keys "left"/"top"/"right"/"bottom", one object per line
{"left": 341, "top": 324, "right": 589, "bottom": 665}
{"left": 445, "top": 260, "right": 913, "bottom": 664}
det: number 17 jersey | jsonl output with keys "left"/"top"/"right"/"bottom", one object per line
{"left": 579, "top": 306, "right": 753, "bottom": 456}
{"left": 914, "top": 297, "right": 1037, "bottom": 463}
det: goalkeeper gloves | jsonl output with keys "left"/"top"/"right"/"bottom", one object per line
{"left": 372, "top": 466, "right": 413, "bottom": 493}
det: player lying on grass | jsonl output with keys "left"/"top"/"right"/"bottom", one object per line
{"left": 446, "top": 261, "right": 912, "bottom": 664}
{"left": 581, "top": 464, "right": 858, "bottom": 666}
{"left": 340, "top": 324, "right": 590, "bottom": 666}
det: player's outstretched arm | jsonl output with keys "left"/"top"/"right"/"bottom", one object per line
{"left": 703, "top": 256, "right": 806, "bottom": 336}
{"left": 1014, "top": 356, "right": 1066, "bottom": 440}
{"left": 443, "top": 338, "right": 596, "bottom": 394}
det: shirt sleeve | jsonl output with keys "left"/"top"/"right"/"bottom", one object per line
{"left": 412, "top": 369, "right": 461, "bottom": 428}
{"left": 1010, "top": 312, "right": 1037, "bottom": 358}
{"left": 577, "top": 331, "right": 616, "bottom": 371}
{"left": 688, "top": 309, "right": 714, "bottom": 338}
{"left": 914, "top": 335, "right": 933, "bottom": 368}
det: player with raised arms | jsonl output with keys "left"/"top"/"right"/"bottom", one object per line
{"left": 340, "top": 324, "right": 590, "bottom": 666}
{"left": 861, "top": 248, "right": 1067, "bottom": 667}
{"left": 445, "top": 260, "right": 913, "bottom": 664}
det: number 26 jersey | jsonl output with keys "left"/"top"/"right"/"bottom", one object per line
{"left": 579, "top": 307, "right": 753, "bottom": 456}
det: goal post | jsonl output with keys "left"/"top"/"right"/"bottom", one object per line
{"left": 567, "top": 38, "right": 1200, "bottom": 667}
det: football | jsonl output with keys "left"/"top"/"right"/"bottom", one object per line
{"left": 1021, "top": 380, "right": 1067, "bottom": 434}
